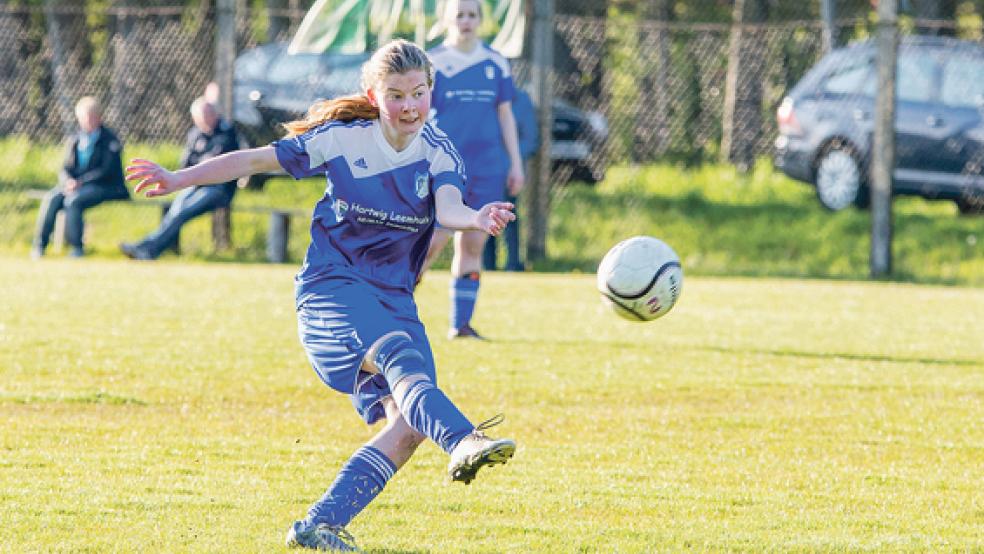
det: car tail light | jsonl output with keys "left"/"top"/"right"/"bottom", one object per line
{"left": 777, "top": 97, "right": 801, "bottom": 136}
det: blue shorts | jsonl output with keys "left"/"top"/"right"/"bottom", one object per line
{"left": 296, "top": 279, "right": 436, "bottom": 425}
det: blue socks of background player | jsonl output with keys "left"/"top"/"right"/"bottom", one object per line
{"left": 450, "top": 272, "right": 480, "bottom": 330}
{"left": 306, "top": 446, "right": 396, "bottom": 528}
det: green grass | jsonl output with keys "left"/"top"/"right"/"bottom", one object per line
{"left": 1, "top": 257, "right": 982, "bottom": 552}
{"left": 2, "top": 137, "right": 981, "bottom": 284}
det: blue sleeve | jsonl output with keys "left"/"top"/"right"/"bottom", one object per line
{"left": 271, "top": 135, "right": 328, "bottom": 179}
{"left": 426, "top": 126, "right": 467, "bottom": 196}
{"left": 434, "top": 171, "right": 465, "bottom": 200}
{"left": 511, "top": 91, "right": 539, "bottom": 160}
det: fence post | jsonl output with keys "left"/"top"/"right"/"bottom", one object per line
{"left": 526, "top": 0, "right": 554, "bottom": 263}
{"left": 213, "top": 0, "right": 236, "bottom": 250}
{"left": 720, "top": 0, "right": 767, "bottom": 171}
{"left": 871, "top": 0, "right": 897, "bottom": 277}
{"left": 214, "top": 0, "right": 236, "bottom": 119}
{"left": 820, "top": 0, "right": 837, "bottom": 53}
{"left": 42, "top": 0, "right": 75, "bottom": 137}
{"left": 267, "top": 211, "right": 290, "bottom": 263}
{"left": 212, "top": 207, "right": 231, "bottom": 251}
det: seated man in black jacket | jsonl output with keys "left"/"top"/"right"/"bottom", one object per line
{"left": 32, "top": 96, "right": 129, "bottom": 258}
{"left": 120, "top": 97, "right": 239, "bottom": 260}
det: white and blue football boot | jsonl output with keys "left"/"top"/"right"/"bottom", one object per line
{"left": 447, "top": 414, "right": 516, "bottom": 485}
{"left": 285, "top": 520, "right": 361, "bottom": 552}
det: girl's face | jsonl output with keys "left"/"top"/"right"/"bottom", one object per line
{"left": 450, "top": 0, "right": 481, "bottom": 41}
{"left": 369, "top": 69, "right": 431, "bottom": 142}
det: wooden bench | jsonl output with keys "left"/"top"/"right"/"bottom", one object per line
{"left": 25, "top": 189, "right": 308, "bottom": 263}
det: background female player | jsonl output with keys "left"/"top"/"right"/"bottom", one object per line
{"left": 421, "top": 0, "right": 525, "bottom": 339}
{"left": 125, "top": 40, "right": 516, "bottom": 552}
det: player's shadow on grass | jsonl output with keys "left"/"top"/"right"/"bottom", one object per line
{"left": 696, "top": 344, "right": 982, "bottom": 367}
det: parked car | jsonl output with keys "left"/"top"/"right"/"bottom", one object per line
{"left": 774, "top": 35, "right": 984, "bottom": 214}
{"left": 233, "top": 41, "right": 608, "bottom": 186}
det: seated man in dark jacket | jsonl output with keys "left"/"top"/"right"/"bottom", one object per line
{"left": 32, "top": 96, "right": 129, "bottom": 257}
{"left": 119, "top": 97, "right": 239, "bottom": 260}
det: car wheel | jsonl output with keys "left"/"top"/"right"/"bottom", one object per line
{"left": 956, "top": 197, "right": 983, "bottom": 215}
{"left": 815, "top": 146, "right": 864, "bottom": 211}
{"left": 571, "top": 163, "right": 600, "bottom": 185}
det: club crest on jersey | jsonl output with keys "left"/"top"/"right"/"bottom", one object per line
{"left": 333, "top": 198, "right": 349, "bottom": 221}
{"left": 414, "top": 172, "right": 429, "bottom": 199}
{"left": 485, "top": 66, "right": 495, "bottom": 80}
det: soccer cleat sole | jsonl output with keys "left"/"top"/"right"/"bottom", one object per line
{"left": 450, "top": 441, "right": 515, "bottom": 485}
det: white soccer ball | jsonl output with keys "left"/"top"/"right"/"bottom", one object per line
{"left": 596, "top": 236, "right": 683, "bottom": 322}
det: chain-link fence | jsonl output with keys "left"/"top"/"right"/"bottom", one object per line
{"left": 1, "top": 0, "right": 981, "bottom": 260}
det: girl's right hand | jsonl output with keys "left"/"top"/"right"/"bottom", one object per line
{"left": 126, "top": 158, "right": 184, "bottom": 197}
{"left": 474, "top": 201, "right": 515, "bottom": 236}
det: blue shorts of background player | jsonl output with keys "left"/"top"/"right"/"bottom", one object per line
{"left": 462, "top": 174, "right": 509, "bottom": 211}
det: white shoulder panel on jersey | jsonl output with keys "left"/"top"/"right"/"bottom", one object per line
{"left": 333, "top": 123, "right": 396, "bottom": 179}
{"left": 486, "top": 45, "right": 511, "bottom": 77}
{"left": 305, "top": 131, "right": 336, "bottom": 170}
{"left": 430, "top": 43, "right": 505, "bottom": 79}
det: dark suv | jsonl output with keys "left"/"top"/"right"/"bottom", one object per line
{"left": 774, "top": 36, "right": 984, "bottom": 213}
{"left": 233, "top": 42, "right": 608, "bottom": 185}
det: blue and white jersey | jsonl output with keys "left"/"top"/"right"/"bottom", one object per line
{"left": 429, "top": 42, "right": 514, "bottom": 178}
{"left": 273, "top": 118, "right": 465, "bottom": 300}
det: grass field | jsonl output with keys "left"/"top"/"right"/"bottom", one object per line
{"left": 1, "top": 257, "right": 982, "bottom": 552}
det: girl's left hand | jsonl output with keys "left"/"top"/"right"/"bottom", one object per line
{"left": 126, "top": 158, "right": 185, "bottom": 197}
{"left": 475, "top": 201, "right": 515, "bottom": 236}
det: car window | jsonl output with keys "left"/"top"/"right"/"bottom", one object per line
{"left": 821, "top": 60, "right": 874, "bottom": 96}
{"left": 266, "top": 55, "right": 324, "bottom": 85}
{"left": 941, "top": 54, "right": 984, "bottom": 108}
{"left": 896, "top": 52, "right": 936, "bottom": 103}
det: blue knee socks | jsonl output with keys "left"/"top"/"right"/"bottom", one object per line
{"left": 398, "top": 378, "right": 472, "bottom": 453}
{"left": 450, "top": 272, "right": 480, "bottom": 330}
{"left": 306, "top": 446, "right": 396, "bottom": 528}
{"left": 371, "top": 333, "right": 474, "bottom": 454}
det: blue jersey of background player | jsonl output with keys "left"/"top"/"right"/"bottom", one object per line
{"left": 421, "top": 0, "right": 525, "bottom": 340}
{"left": 125, "top": 40, "right": 517, "bottom": 552}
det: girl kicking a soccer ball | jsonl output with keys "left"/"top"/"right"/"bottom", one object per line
{"left": 125, "top": 39, "right": 516, "bottom": 552}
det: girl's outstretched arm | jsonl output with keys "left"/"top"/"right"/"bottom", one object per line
{"left": 434, "top": 184, "right": 514, "bottom": 236}
{"left": 126, "top": 146, "right": 280, "bottom": 197}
